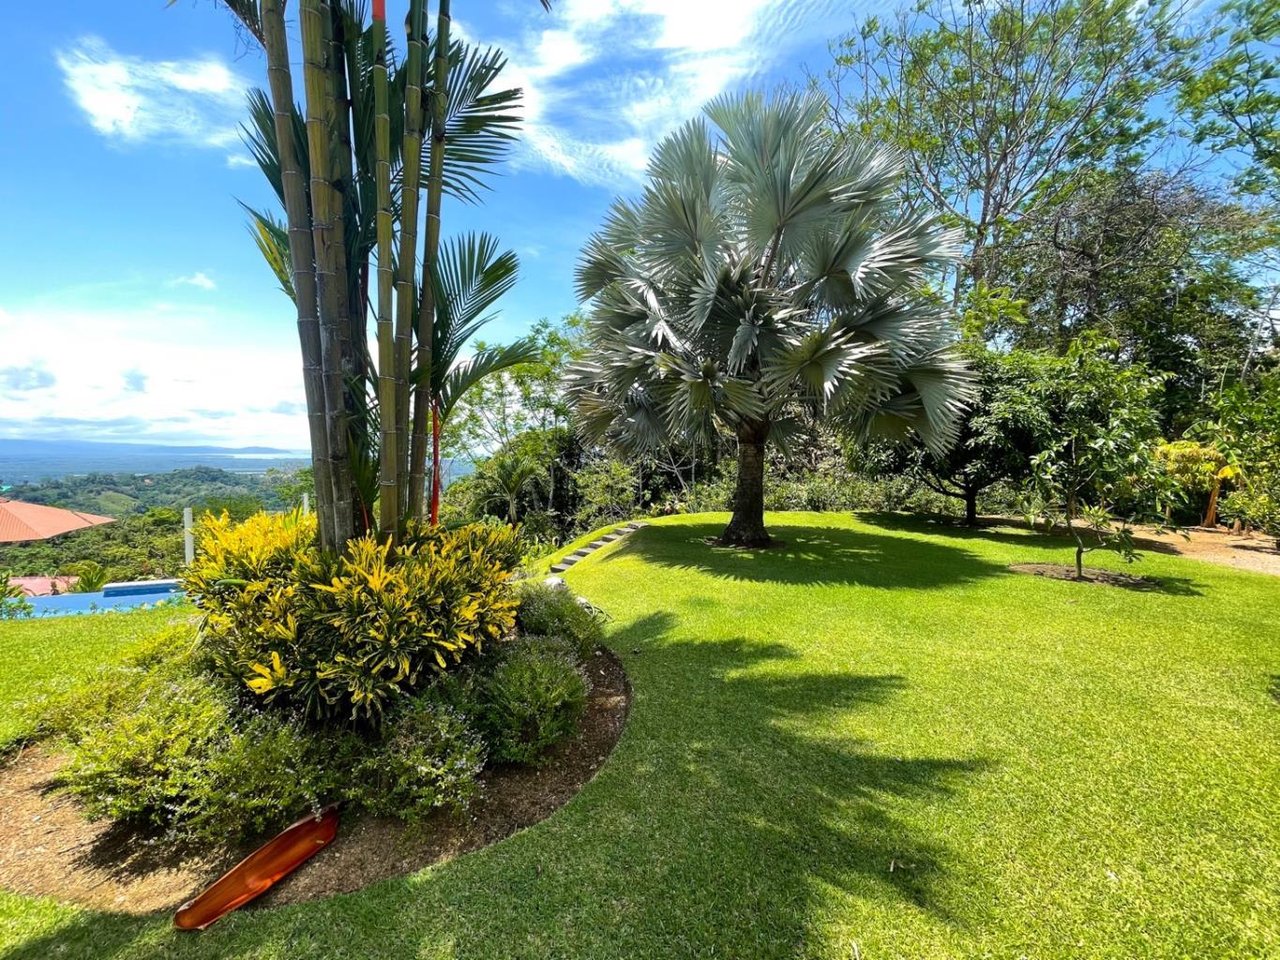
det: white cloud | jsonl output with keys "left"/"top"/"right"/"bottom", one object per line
{"left": 475, "top": 0, "right": 841, "bottom": 186}
{"left": 0, "top": 302, "right": 307, "bottom": 449}
{"left": 172, "top": 271, "right": 217, "bottom": 291}
{"left": 56, "top": 37, "right": 251, "bottom": 162}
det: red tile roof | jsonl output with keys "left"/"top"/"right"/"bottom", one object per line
{"left": 0, "top": 498, "right": 115, "bottom": 543}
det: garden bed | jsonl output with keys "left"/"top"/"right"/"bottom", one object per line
{"left": 0, "top": 648, "right": 628, "bottom": 914}
{"left": 1008, "top": 562, "right": 1163, "bottom": 589}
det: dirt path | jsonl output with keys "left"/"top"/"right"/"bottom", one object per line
{"left": 1124, "top": 525, "right": 1280, "bottom": 578}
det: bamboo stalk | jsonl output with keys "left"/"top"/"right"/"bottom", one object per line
{"left": 301, "top": 0, "right": 357, "bottom": 547}
{"left": 323, "top": 0, "right": 365, "bottom": 536}
{"left": 373, "top": 0, "right": 399, "bottom": 540}
{"left": 394, "top": 0, "right": 428, "bottom": 529}
{"left": 261, "top": 0, "right": 337, "bottom": 551}
{"left": 409, "top": 0, "right": 452, "bottom": 523}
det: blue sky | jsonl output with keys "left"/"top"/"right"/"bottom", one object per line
{"left": 0, "top": 0, "right": 853, "bottom": 450}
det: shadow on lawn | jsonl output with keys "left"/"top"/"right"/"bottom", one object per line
{"left": 6, "top": 614, "right": 989, "bottom": 959}
{"left": 857, "top": 512, "right": 1204, "bottom": 596}
{"left": 601, "top": 520, "right": 1007, "bottom": 589}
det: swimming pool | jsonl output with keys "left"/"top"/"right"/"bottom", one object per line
{"left": 25, "top": 580, "right": 184, "bottom": 617}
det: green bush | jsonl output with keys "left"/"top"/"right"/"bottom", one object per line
{"left": 184, "top": 512, "right": 522, "bottom": 722}
{"left": 516, "top": 580, "right": 604, "bottom": 661}
{"left": 1, "top": 572, "right": 33, "bottom": 621}
{"left": 351, "top": 696, "right": 486, "bottom": 821}
{"left": 50, "top": 630, "right": 346, "bottom": 844}
{"left": 480, "top": 644, "right": 588, "bottom": 765}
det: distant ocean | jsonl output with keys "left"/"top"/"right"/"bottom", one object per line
{"left": 0, "top": 440, "right": 310, "bottom": 484}
{"left": 0, "top": 439, "right": 474, "bottom": 486}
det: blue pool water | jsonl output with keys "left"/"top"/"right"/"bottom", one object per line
{"left": 26, "top": 583, "right": 184, "bottom": 617}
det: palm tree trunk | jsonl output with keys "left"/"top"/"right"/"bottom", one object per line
{"left": 323, "top": 0, "right": 363, "bottom": 536}
{"left": 261, "top": 0, "right": 337, "bottom": 551}
{"left": 372, "top": 0, "right": 399, "bottom": 540}
{"left": 301, "top": 0, "right": 357, "bottom": 547}
{"left": 394, "top": 0, "right": 428, "bottom": 529}
{"left": 721, "top": 421, "right": 771, "bottom": 547}
{"left": 409, "top": 0, "right": 452, "bottom": 522}
{"left": 430, "top": 399, "right": 443, "bottom": 524}
{"left": 1204, "top": 477, "right": 1220, "bottom": 528}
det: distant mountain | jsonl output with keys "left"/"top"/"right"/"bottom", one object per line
{"left": 0, "top": 439, "right": 295, "bottom": 457}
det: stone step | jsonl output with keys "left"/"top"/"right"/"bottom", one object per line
{"left": 549, "top": 563, "right": 570, "bottom": 574}
{"left": 570, "top": 548, "right": 592, "bottom": 558}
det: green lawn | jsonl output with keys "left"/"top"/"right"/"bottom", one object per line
{"left": 2, "top": 512, "right": 1277, "bottom": 958}
{"left": 0, "top": 606, "right": 188, "bottom": 749}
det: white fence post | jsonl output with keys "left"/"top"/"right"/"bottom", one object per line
{"left": 183, "top": 507, "right": 195, "bottom": 565}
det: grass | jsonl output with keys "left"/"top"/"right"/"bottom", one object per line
{"left": 2, "top": 512, "right": 1277, "bottom": 958}
{"left": 0, "top": 606, "right": 187, "bottom": 749}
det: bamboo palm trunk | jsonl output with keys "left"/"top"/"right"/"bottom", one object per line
{"left": 324, "top": 1, "right": 366, "bottom": 535}
{"left": 372, "top": 0, "right": 399, "bottom": 540}
{"left": 409, "top": 0, "right": 451, "bottom": 523}
{"left": 260, "top": 0, "right": 337, "bottom": 551}
{"left": 301, "top": 0, "right": 357, "bottom": 547}
{"left": 394, "top": 0, "right": 428, "bottom": 528}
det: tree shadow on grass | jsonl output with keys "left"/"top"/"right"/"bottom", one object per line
{"left": 599, "top": 520, "right": 1008, "bottom": 590}
{"left": 858, "top": 512, "right": 1204, "bottom": 597}
{"left": 4, "top": 614, "right": 991, "bottom": 959}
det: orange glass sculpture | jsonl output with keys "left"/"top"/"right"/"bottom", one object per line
{"left": 174, "top": 805, "right": 339, "bottom": 930}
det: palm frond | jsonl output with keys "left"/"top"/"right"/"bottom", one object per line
{"left": 432, "top": 338, "right": 541, "bottom": 421}
{"left": 420, "top": 40, "right": 523, "bottom": 204}
{"left": 430, "top": 233, "right": 520, "bottom": 373}
{"left": 241, "top": 203, "right": 294, "bottom": 300}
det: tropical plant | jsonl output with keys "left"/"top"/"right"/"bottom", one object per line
{"left": 469, "top": 453, "right": 547, "bottom": 524}
{"left": 183, "top": 511, "right": 521, "bottom": 721}
{"left": 1, "top": 572, "right": 33, "bottom": 620}
{"left": 478, "top": 643, "right": 588, "bottom": 765}
{"left": 64, "top": 560, "right": 109, "bottom": 593}
{"left": 567, "top": 91, "right": 972, "bottom": 546}
{"left": 219, "top": 0, "right": 549, "bottom": 547}
{"left": 1155, "top": 440, "right": 1234, "bottom": 525}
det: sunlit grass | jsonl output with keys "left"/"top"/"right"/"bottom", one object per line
{"left": 1, "top": 513, "right": 1276, "bottom": 958}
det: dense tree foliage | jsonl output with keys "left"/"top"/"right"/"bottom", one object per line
{"left": 830, "top": 0, "right": 1201, "bottom": 297}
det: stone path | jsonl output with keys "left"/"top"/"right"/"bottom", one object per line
{"left": 549, "top": 521, "right": 646, "bottom": 575}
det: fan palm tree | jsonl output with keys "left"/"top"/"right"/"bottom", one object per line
{"left": 470, "top": 453, "right": 548, "bottom": 524}
{"left": 567, "top": 91, "right": 973, "bottom": 547}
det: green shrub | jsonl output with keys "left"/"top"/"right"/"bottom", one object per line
{"left": 351, "top": 696, "right": 486, "bottom": 821}
{"left": 59, "top": 673, "right": 233, "bottom": 832}
{"left": 184, "top": 512, "right": 521, "bottom": 722}
{"left": 1, "top": 572, "right": 33, "bottom": 621}
{"left": 515, "top": 580, "right": 604, "bottom": 661}
{"left": 60, "top": 677, "right": 350, "bottom": 844}
{"left": 480, "top": 645, "right": 588, "bottom": 765}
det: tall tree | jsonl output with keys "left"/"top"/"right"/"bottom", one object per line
{"left": 829, "top": 0, "right": 1201, "bottom": 300}
{"left": 1180, "top": 0, "right": 1280, "bottom": 201}
{"left": 567, "top": 92, "right": 972, "bottom": 547}
{"left": 992, "top": 166, "right": 1274, "bottom": 431}
{"left": 222, "top": 0, "right": 547, "bottom": 547}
